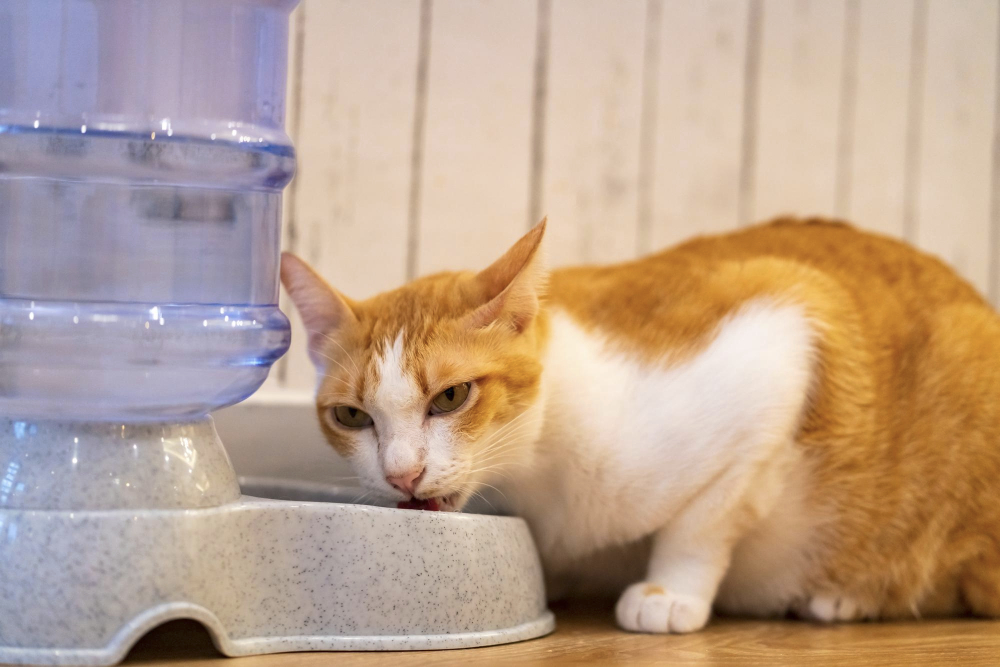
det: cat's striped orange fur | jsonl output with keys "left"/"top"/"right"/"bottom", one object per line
{"left": 282, "top": 218, "right": 1000, "bottom": 632}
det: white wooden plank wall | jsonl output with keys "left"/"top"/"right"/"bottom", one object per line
{"left": 914, "top": 0, "right": 998, "bottom": 296}
{"left": 752, "top": 0, "right": 847, "bottom": 222}
{"left": 844, "top": 0, "right": 913, "bottom": 237}
{"left": 417, "top": 0, "right": 538, "bottom": 276}
{"left": 270, "top": 0, "right": 1000, "bottom": 394}
{"left": 273, "top": 0, "right": 422, "bottom": 388}
{"left": 648, "top": 0, "right": 751, "bottom": 249}
{"left": 541, "top": 0, "right": 645, "bottom": 266}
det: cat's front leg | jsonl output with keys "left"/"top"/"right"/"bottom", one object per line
{"left": 615, "top": 519, "right": 730, "bottom": 634}
{"left": 614, "top": 456, "right": 784, "bottom": 634}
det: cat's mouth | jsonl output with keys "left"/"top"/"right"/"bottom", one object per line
{"left": 397, "top": 492, "right": 462, "bottom": 512}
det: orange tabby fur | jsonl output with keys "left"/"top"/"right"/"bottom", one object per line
{"left": 552, "top": 218, "right": 1000, "bottom": 619}
{"left": 282, "top": 217, "right": 1000, "bottom": 624}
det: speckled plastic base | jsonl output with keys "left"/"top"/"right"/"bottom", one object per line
{"left": 0, "top": 421, "right": 554, "bottom": 666}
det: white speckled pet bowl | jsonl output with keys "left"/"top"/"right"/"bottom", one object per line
{"left": 0, "top": 422, "right": 553, "bottom": 666}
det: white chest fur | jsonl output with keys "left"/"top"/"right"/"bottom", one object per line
{"left": 507, "top": 302, "right": 819, "bottom": 611}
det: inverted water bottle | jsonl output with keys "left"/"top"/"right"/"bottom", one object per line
{"left": 0, "top": 0, "right": 295, "bottom": 424}
{"left": 0, "top": 0, "right": 295, "bottom": 510}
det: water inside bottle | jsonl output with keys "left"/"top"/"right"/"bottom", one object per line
{"left": 0, "top": 124, "right": 294, "bottom": 420}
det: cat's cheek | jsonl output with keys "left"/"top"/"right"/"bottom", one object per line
{"left": 422, "top": 424, "right": 466, "bottom": 485}
{"left": 346, "top": 430, "right": 394, "bottom": 496}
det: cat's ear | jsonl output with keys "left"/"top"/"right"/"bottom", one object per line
{"left": 280, "top": 252, "right": 358, "bottom": 368}
{"left": 464, "top": 218, "right": 548, "bottom": 332}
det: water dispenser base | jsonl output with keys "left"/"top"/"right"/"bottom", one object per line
{"left": 0, "top": 479, "right": 554, "bottom": 666}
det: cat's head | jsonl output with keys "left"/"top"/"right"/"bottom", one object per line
{"left": 280, "top": 222, "right": 548, "bottom": 511}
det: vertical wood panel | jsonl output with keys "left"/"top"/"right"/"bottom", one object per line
{"left": 540, "top": 0, "right": 645, "bottom": 267}
{"left": 416, "top": 0, "right": 537, "bottom": 275}
{"left": 752, "top": 0, "right": 846, "bottom": 222}
{"left": 832, "top": 0, "right": 859, "bottom": 220}
{"left": 650, "top": 0, "right": 750, "bottom": 249}
{"left": 281, "top": 0, "right": 421, "bottom": 390}
{"left": 844, "top": 0, "right": 914, "bottom": 237}
{"left": 525, "top": 0, "right": 551, "bottom": 230}
{"left": 267, "top": 1, "right": 303, "bottom": 392}
{"left": 280, "top": 3, "right": 305, "bottom": 260}
{"left": 992, "top": 15, "right": 1000, "bottom": 305}
{"left": 914, "top": 0, "right": 998, "bottom": 294}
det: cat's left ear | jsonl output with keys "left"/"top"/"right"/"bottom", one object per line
{"left": 464, "top": 218, "right": 548, "bottom": 332}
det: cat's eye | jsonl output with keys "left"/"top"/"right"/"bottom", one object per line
{"left": 332, "top": 405, "right": 373, "bottom": 428}
{"left": 430, "top": 382, "right": 471, "bottom": 415}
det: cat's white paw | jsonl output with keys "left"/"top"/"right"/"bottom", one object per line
{"left": 797, "top": 594, "right": 860, "bottom": 622}
{"left": 615, "top": 582, "right": 711, "bottom": 634}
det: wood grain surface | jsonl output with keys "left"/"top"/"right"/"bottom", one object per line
{"left": 122, "top": 598, "right": 1000, "bottom": 666}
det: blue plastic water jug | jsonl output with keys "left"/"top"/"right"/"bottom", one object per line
{"left": 0, "top": 0, "right": 295, "bottom": 421}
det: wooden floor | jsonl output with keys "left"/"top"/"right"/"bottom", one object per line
{"left": 124, "top": 599, "right": 1000, "bottom": 666}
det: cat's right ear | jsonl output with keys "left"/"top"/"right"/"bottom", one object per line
{"left": 280, "top": 252, "right": 358, "bottom": 369}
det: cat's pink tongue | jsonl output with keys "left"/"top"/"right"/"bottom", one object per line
{"left": 397, "top": 498, "right": 441, "bottom": 511}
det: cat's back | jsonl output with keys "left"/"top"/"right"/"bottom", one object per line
{"left": 670, "top": 217, "right": 985, "bottom": 310}
{"left": 547, "top": 217, "right": 991, "bottom": 356}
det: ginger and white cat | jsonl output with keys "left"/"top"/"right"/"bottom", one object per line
{"left": 281, "top": 218, "right": 1000, "bottom": 634}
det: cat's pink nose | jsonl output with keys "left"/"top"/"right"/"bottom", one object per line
{"left": 386, "top": 468, "right": 424, "bottom": 496}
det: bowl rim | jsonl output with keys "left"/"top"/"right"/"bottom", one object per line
{"left": 238, "top": 475, "right": 523, "bottom": 526}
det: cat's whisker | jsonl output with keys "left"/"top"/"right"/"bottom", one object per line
{"left": 349, "top": 488, "right": 381, "bottom": 506}
{"left": 470, "top": 471, "right": 516, "bottom": 487}
{"left": 485, "top": 409, "right": 539, "bottom": 441}
{"left": 475, "top": 414, "right": 543, "bottom": 452}
{"left": 472, "top": 481, "right": 510, "bottom": 504}
{"left": 475, "top": 423, "right": 542, "bottom": 459}
{"left": 468, "top": 464, "right": 520, "bottom": 480}
{"left": 481, "top": 413, "right": 530, "bottom": 443}
{"left": 453, "top": 416, "right": 544, "bottom": 490}
{"left": 479, "top": 424, "right": 541, "bottom": 453}
{"left": 471, "top": 450, "right": 532, "bottom": 472}
{"left": 472, "top": 461, "right": 528, "bottom": 475}
{"left": 349, "top": 491, "right": 370, "bottom": 505}
{"left": 468, "top": 461, "right": 512, "bottom": 474}
{"left": 473, "top": 410, "right": 534, "bottom": 448}
{"left": 320, "top": 332, "right": 362, "bottom": 376}
{"left": 304, "top": 327, "right": 362, "bottom": 377}
{"left": 468, "top": 488, "right": 498, "bottom": 513}
{"left": 477, "top": 430, "right": 540, "bottom": 455}
{"left": 313, "top": 349, "right": 358, "bottom": 380}
{"left": 471, "top": 454, "right": 531, "bottom": 471}
{"left": 471, "top": 455, "right": 528, "bottom": 469}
